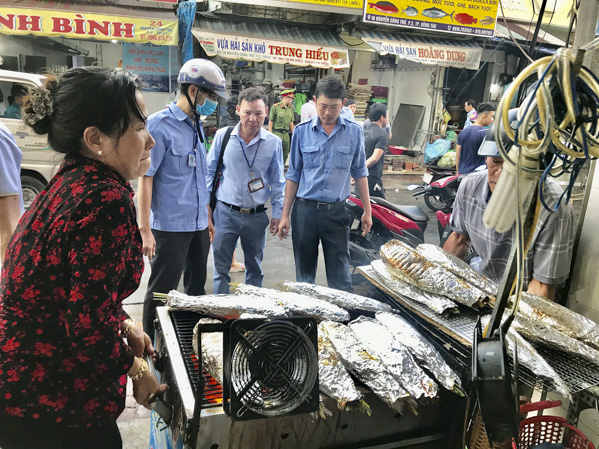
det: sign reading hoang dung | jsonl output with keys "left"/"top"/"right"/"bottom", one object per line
{"left": 363, "top": 0, "right": 498, "bottom": 37}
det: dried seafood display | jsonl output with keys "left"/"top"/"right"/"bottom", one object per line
{"left": 319, "top": 321, "right": 411, "bottom": 411}
{"left": 380, "top": 240, "right": 491, "bottom": 309}
{"left": 416, "top": 244, "right": 498, "bottom": 297}
{"left": 349, "top": 316, "right": 438, "bottom": 399}
{"left": 375, "top": 312, "right": 464, "bottom": 395}
{"left": 233, "top": 284, "right": 350, "bottom": 322}
{"left": 371, "top": 260, "right": 458, "bottom": 314}
{"left": 317, "top": 322, "right": 363, "bottom": 408}
{"left": 283, "top": 281, "right": 392, "bottom": 313}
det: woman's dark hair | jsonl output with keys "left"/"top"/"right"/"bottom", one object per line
{"left": 238, "top": 86, "right": 268, "bottom": 107}
{"left": 24, "top": 67, "right": 144, "bottom": 155}
{"left": 10, "top": 84, "right": 27, "bottom": 99}
{"left": 314, "top": 75, "right": 346, "bottom": 101}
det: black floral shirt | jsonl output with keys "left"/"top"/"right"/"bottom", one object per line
{"left": 0, "top": 154, "right": 143, "bottom": 426}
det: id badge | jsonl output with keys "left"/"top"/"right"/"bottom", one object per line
{"left": 248, "top": 178, "right": 265, "bottom": 193}
{"left": 188, "top": 153, "right": 197, "bottom": 167}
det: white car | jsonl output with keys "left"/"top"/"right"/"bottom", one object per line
{"left": 0, "top": 69, "right": 62, "bottom": 208}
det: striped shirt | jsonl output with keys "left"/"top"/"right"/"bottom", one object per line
{"left": 450, "top": 170, "right": 575, "bottom": 286}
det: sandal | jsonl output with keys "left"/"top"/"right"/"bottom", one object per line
{"left": 230, "top": 262, "right": 245, "bottom": 273}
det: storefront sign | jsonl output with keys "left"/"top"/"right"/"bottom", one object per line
{"left": 0, "top": 7, "right": 178, "bottom": 45}
{"left": 363, "top": 0, "right": 498, "bottom": 37}
{"left": 364, "top": 36, "right": 482, "bottom": 69}
{"left": 123, "top": 42, "right": 175, "bottom": 92}
{"left": 192, "top": 30, "right": 350, "bottom": 69}
{"left": 287, "top": 0, "right": 363, "bottom": 10}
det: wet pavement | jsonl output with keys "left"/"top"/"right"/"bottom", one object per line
{"left": 119, "top": 173, "right": 438, "bottom": 447}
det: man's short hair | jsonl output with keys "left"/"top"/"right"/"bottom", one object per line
{"left": 11, "top": 84, "right": 27, "bottom": 99}
{"left": 315, "top": 75, "right": 346, "bottom": 101}
{"left": 345, "top": 99, "right": 356, "bottom": 107}
{"left": 466, "top": 99, "right": 476, "bottom": 108}
{"left": 238, "top": 87, "right": 268, "bottom": 107}
{"left": 369, "top": 103, "right": 387, "bottom": 122}
{"left": 477, "top": 102, "right": 496, "bottom": 114}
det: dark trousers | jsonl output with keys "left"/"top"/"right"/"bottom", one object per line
{"left": 0, "top": 415, "right": 122, "bottom": 449}
{"left": 291, "top": 199, "right": 353, "bottom": 292}
{"left": 143, "top": 229, "right": 210, "bottom": 339}
{"left": 368, "top": 176, "right": 385, "bottom": 199}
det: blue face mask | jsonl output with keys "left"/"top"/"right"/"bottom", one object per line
{"left": 196, "top": 97, "right": 218, "bottom": 116}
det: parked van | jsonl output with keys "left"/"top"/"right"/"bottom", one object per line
{"left": 0, "top": 69, "right": 62, "bottom": 208}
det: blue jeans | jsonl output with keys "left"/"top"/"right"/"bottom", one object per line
{"left": 290, "top": 199, "right": 353, "bottom": 292}
{"left": 212, "top": 201, "right": 270, "bottom": 294}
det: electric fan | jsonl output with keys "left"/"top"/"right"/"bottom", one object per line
{"left": 222, "top": 317, "right": 319, "bottom": 421}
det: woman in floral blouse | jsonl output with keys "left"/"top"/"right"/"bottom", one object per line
{"left": 0, "top": 68, "right": 166, "bottom": 448}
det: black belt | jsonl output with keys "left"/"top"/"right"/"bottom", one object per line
{"left": 219, "top": 201, "right": 266, "bottom": 214}
{"left": 297, "top": 198, "right": 346, "bottom": 211}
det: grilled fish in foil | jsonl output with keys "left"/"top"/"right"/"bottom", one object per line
{"left": 317, "top": 322, "right": 363, "bottom": 408}
{"left": 512, "top": 314, "right": 599, "bottom": 366}
{"left": 233, "top": 284, "right": 350, "bottom": 322}
{"left": 319, "top": 320, "right": 411, "bottom": 411}
{"left": 416, "top": 244, "right": 498, "bottom": 297}
{"left": 349, "top": 316, "right": 438, "bottom": 399}
{"left": 283, "top": 281, "right": 392, "bottom": 313}
{"left": 375, "top": 312, "right": 464, "bottom": 395}
{"left": 192, "top": 318, "right": 224, "bottom": 385}
{"left": 165, "top": 290, "right": 287, "bottom": 319}
{"left": 380, "top": 240, "right": 490, "bottom": 309}
{"left": 371, "top": 260, "right": 457, "bottom": 314}
{"left": 480, "top": 316, "right": 571, "bottom": 400}
{"left": 517, "top": 292, "right": 599, "bottom": 350}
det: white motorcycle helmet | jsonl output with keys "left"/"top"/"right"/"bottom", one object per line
{"left": 178, "top": 58, "right": 229, "bottom": 100}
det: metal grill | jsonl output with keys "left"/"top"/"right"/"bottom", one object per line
{"left": 360, "top": 265, "right": 599, "bottom": 395}
{"left": 170, "top": 310, "right": 223, "bottom": 405}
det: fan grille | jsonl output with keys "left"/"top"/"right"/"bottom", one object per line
{"left": 230, "top": 320, "right": 318, "bottom": 418}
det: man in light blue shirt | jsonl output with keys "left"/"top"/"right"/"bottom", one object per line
{"left": 139, "top": 59, "right": 229, "bottom": 337}
{"left": 207, "top": 87, "right": 285, "bottom": 293}
{"left": 276, "top": 76, "right": 372, "bottom": 292}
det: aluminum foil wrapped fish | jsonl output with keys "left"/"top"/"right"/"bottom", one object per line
{"left": 380, "top": 240, "right": 490, "bottom": 309}
{"left": 283, "top": 281, "right": 392, "bottom": 313}
{"left": 233, "top": 284, "right": 350, "bottom": 322}
{"left": 480, "top": 316, "right": 571, "bottom": 400}
{"left": 512, "top": 314, "right": 599, "bottom": 366}
{"left": 371, "top": 260, "right": 457, "bottom": 314}
{"left": 375, "top": 312, "right": 464, "bottom": 395}
{"left": 416, "top": 244, "right": 498, "bottom": 297}
{"left": 192, "top": 318, "right": 223, "bottom": 385}
{"left": 317, "top": 322, "right": 363, "bottom": 408}
{"left": 349, "top": 316, "right": 437, "bottom": 399}
{"left": 320, "top": 320, "right": 411, "bottom": 411}
{"left": 164, "top": 290, "right": 287, "bottom": 319}
{"left": 517, "top": 292, "right": 599, "bottom": 349}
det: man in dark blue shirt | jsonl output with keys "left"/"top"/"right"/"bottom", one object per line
{"left": 456, "top": 102, "right": 495, "bottom": 175}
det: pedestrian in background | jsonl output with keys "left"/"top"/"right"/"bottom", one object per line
{"left": 138, "top": 58, "right": 229, "bottom": 338}
{"left": 268, "top": 89, "right": 295, "bottom": 164}
{"left": 456, "top": 102, "right": 495, "bottom": 175}
{"left": 463, "top": 99, "right": 477, "bottom": 129}
{"left": 0, "top": 121, "right": 24, "bottom": 263}
{"left": 4, "top": 84, "right": 27, "bottom": 119}
{"left": 300, "top": 85, "right": 317, "bottom": 122}
{"left": 364, "top": 103, "right": 390, "bottom": 198}
{"left": 208, "top": 87, "right": 285, "bottom": 294}
{"left": 276, "top": 75, "right": 372, "bottom": 292}
{"left": 0, "top": 67, "right": 166, "bottom": 449}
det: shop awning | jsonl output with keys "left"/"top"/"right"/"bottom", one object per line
{"left": 494, "top": 22, "right": 565, "bottom": 47}
{"left": 191, "top": 19, "right": 350, "bottom": 69}
{"left": 0, "top": 1, "right": 177, "bottom": 45}
{"left": 361, "top": 31, "right": 483, "bottom": 70}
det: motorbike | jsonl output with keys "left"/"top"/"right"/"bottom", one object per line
{"left": 345, "top": 194, "right": 430, "bottom": 281}
{"left": 412, "top": 173, "right": 462, "bottom": 213}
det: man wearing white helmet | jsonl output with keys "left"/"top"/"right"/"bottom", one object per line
{"left": 139, "top": 58, "right": 229, "bottom": 338}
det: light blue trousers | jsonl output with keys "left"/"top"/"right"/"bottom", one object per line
{"left": 212, "top": 201, "right": 269, "bottom": 294}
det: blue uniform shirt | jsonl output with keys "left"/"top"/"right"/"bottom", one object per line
{"left": 206, "top": 125, "right": 286, "bottom": 219}
{"left": 0, "top": 122, "right": 24, "bottom": 213}
{"left": 146, "top": 102, "right": 210, "bottom": 232}
{"left": 286, "top": 116, "right": 368, "bottom": 202}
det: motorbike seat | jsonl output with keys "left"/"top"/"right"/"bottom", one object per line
{"left": 372, "top": 197, "right": 429, "bottom": 222}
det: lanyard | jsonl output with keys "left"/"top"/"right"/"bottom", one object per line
{"left": 241, "top": 138, "right": 261, "bottom": 178}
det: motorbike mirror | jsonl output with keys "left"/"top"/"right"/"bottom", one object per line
{"left": 407, "top": 184, "right": 420, "bottom": 191}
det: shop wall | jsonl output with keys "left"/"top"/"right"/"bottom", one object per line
{"left": 0, "top": 35, "right": 75, "bottom": 72}
{"left": 568, "top": 161, "right": 599, "bottom": 321}
{"left": 352, "top": 51, "right": 434, "bottom": 131}
{"left": 76, "top": 40, "right": 122, "bottom": 68}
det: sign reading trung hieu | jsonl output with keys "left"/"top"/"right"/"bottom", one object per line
{"left": 192, "top": 30, "right": 350, "bottom": 69}
{"left": 363, "top": 0, "right": 498, "bottom": 37}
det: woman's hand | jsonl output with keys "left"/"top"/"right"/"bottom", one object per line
{"left": 130, "top": 359, "right": 167, "bottom": 409}
{"left": 123, "top": 320, "right": 155, "bottom": 360}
